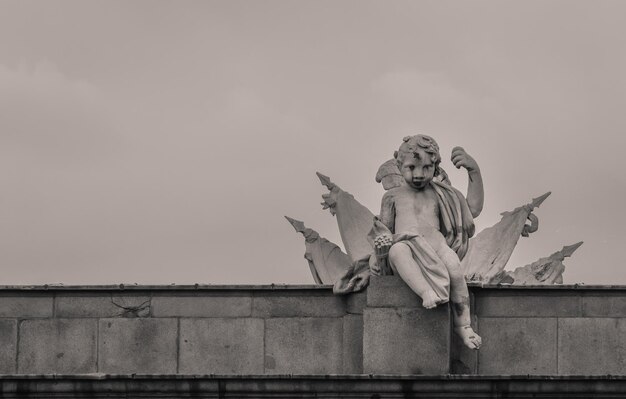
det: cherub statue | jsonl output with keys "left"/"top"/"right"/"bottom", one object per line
{"left": 374, "top": 135, "right": 483, "bottom": 350}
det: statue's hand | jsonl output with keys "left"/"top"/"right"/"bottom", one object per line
{"left": 373, "top": 234, "right": 393, "bottom": 276}
{"left": 451, "top": 146, "right": 479, "bottom": 172}
{"left": 374, "top": 234, "right": 392, "bottom": 258}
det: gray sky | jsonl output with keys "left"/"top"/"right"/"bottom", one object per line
{"left": 1, "top": 0, "right": 624, "bottom": 285}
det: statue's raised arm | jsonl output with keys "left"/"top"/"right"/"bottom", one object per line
{"left": 451, "top": 146, "right": 484, "bottom": 218}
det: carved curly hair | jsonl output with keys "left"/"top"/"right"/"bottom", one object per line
{"left": 394, "top": 134, "right": 441, "bottom": 165}
{"left": 394, "top": 134, "right": 450, "bottom": 184}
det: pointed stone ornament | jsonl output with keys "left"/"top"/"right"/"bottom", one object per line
{"left": 285, "top": 216, "right": 352, "bottom": 285}
{"left": 561, "top": 241, "right": 584, "bottom": 258}
{"left": 461, "top": 192, "right": 551, "bottom": 282}
{"left": 316, "top": 172, "right": 335, "bottom": 190}
{"left": 316, "top": 172, "right": 376, "bottom": 263}
{"left": 494, "top": 241, "right": 583, "bottom": 285}
{"left": 530, "top": 191, "right": 551, "bottom": 208}
{"left": 285, "top": 216, "right": 308, "bottom": 235}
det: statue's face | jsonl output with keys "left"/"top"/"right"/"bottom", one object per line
{"left": 400, "top": 148, "right": 435, "bottom": 189}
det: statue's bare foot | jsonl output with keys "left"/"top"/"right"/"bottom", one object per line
{"left": 421, "top": 291, "right": 440, "bottom": 309}
{"left": 455, "top": 326, "right": 482, "bottom": 350}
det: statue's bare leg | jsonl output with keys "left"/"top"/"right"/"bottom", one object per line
{"left": 430, "top": 236, "right": 482, "bottom": 350}
{"left": 389, "top": 242, "right": 440, "bottom": 309}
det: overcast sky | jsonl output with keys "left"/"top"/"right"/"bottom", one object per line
{"left": 1, "top": 0, "right": 625, "bottom": 285}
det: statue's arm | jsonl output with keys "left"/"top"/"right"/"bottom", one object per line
{"left": 372, "top": 192, "right": 396, "bottom": 275}
{"left": 451, "top": 147, "right": 484, "bottom": 218}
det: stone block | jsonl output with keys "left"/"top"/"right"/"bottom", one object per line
{"left": 367, "top": 275, "right": 422, "bottom": 308}
{"left": 152, "top": 293, "right": 252, "bottom": 317}
{"left": 56, "top": 292, "right": 151, "bottom": 318}
{"left": 582, "top": 294, "right": 626, "bottom": 317}
{"left": 179, "top": 318, "right": 264, "bottom": 374}
{"left": 476, "top": 292, "right": 580, "bottom": 317}
{"left": 253, "top": 293, "right": 345, "bottom": 317}
{"left": 0, "top": 294, "right": 52, "bottom": 317}
{"left": 345, "top": 291, "right": 366, "bottom": 314}
{"left": 342, "top": 315, "right": 363, "bottom": 373}
{"left": 18, "top": 319, "right": 97, "bottom": 374}
{"left": 451, "top": 314, "right": 478, "bottom": 374}
{"left": 0, "top": 320, "right": 17, "bottom": 373}
{"left": 363, "top": 306, "right": 450, "bottom": 374}
{"left": 265, "top": 318, "right": 343, "bottom": 374}
{"left": 478, "top": 317, "right": 557, "bottom": 374}
{"left": 558, "top": 318, "right": 626, "bottom": 375}
{"left": 98, "top": 318, "right": 177, "bottom": 374}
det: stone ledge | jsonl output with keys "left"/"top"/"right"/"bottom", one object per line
{"left": 0, "top": 295, "right": 53, "bottom": 317}
{"left": 0, "top": 375, "right": 624, "bottom": 398}
{"left": 475, "top": 293, "right": 581, "bottom": 317}
{"left": 1, "top": 374, "right": 625, "bottom": 379}
{"left": 2, "top": 283, "right": 626, "bottom": 291}
{"left": 0, "top": 284, "right": 335, "bottom": 291}
{"left": 470, "top": 284, "right": 626, "bottom": 290}
{"left": 152, "top": 294, "right": 253, "bottom": 317}
{"left": 252, "top": 294, "right": 346, "bottom": 317}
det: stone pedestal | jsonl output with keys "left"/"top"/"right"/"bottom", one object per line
{"left": 363, "top": 275, "right": 451, "bottom": 374}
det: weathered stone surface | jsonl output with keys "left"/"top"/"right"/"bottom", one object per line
{"left": 152, "top": 294, "right": 251, "bottom": 317}
{"left": 0, "top": 294, "right": 52, "bottom": 317}
{"left": 317, "top": 172, "right": 375, "bottom": 264}
{"left": 285, "top": 216, "right": 352, "bottom": 285}
{"left": 265, "top": 317, "right": 342, "bottom": 374}
{"left": 478, "top": 317, "right": 557, "bottom": 374}
{"left": 253, "top": 293, "right": 345, "bottom": 317}
{"left": 342, "top": 315, "right": 363, "bottom": 373}
{"left": 179, "top": 318, "right": 264, "bottom": 374}
{"left": 98, "top": 318, "right": 177, "bottom": 374}
{"left": 18, "top": 319, "right": 97, "bottom": 374}
{"left": 346, "top": 291, "right": 367, "bottom": 314}
{"left": 367, "top": 275, "right": 421, "bottom": 308}
{"left": 56, "top": 293, "right": 151, "bottom": 318}
{"left": 0, "top": 320, "right": 17, "bottom": 373}
{"left": 501, "top": 242, "right": 582, "bottom": 285}
{"left": 462, "top": 193, "right": 551, "bottom": 282}
{"left": 363, "top": 306, "right": 450, "bottom": 374}
{"left": 2, "top": 285, "right": 626, "bottom": 378}
{"left": 451, "top": 313, "right": 478, "bottom": 374}
{"left": 476, "top": 292, "right": 581, "bottom": 317}
{"left": 582, "top": 294, "right": 626, "bottom": 317}
{"left": 558, "top": 318, "right": 626, "bottom": 375}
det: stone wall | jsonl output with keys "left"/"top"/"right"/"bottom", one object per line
{"left": 366, "top": 276, "right": 626, "bottom": 376}
{"left": 1, "top": 278, "right": 625, "bottom": 376}
{"left": 0, "top": 285, "right": 364, "bottom": 375}
{"left": 466, "top": 283, "right": 626, "bottom": 375}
